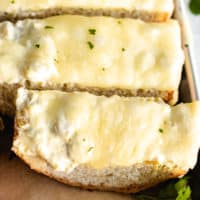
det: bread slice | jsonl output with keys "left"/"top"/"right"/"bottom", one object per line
{"left": 0, "top": 0, "right": 174, "bottom": 22}
{"left": 12, "top": 88, "right": 200, "bottom": 193}
{"left": 0, "top": 15, "right": 184, "bottom": 115}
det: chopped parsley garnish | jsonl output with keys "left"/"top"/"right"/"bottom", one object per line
{"left": 35, "top": 44, "right": 40, "bottom": 48}
{"left": 189, "top": 0, "right": 200, "bottom": 14}
{"left": 159, "top": 128, "right": 164, "bottom": 133}
{"left": 88, "top": 29, "right": 96, "bottom": 35}
{"left": 117, "top": 20, "right": 122, "bottom": 24}
{"left": 82, "top": 138, "right": 86, "bottom": 142}
{"left": 44, "top": 25, "right": 54, "bottom": 29}
{"left": 184, "top": 44, "right": 189, "bottom": 48}
{"left": 102, "top": 67, "right": 105, "bottom": 71}
{"left": 88, "top": 147, "right": 94, "bottom": 152}
{"left": 87, "top": 41, "right": 94, "bottom": 50}
{"left": 54, "top": 58, "right": 58, "bottom": 63}
{"left": 10, "top": 0, "right": 15, "bottom": 3}
{"left": 122, "top": 48, "right": 126, "bottom": 52}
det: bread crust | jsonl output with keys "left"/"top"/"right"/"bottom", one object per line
{"left": 0, "top": 8, "right": 171, "bottom": 22}
{"left": 12, "top": 118, "right": 185, "bottom": 194}
{"left": 12, "top": 145, "right": 184, "bottom": 194}
{"left": 0, "top": 82, "right": 177, "bottom": 116}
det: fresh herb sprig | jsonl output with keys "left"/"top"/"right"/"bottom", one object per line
{"left": 132, "top": 176, "right": 191, "bottom": 200}
{"left": 189, "top": 0, "right": 200, "bottom": 14}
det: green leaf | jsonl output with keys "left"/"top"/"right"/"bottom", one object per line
{"left": 176, "top": 186, "right": 191, "bottom": 200}
{"left": 189, "top": 0, "right": 200, "bottom": 14}
{"left": 132, "top": 176, "right": 192, "bottom": 200}
{"left": 175, "top": 177, "right": 189, "bottom": 192}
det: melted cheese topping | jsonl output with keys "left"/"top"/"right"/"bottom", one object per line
{"left": 0, "top": 15, "right": 184, "bottom": 91}
{"left": 14, "top": 89, "right": 200, "bottom": 172}
{"left": 0, "top": 0, "right": 174, "bottom": 14}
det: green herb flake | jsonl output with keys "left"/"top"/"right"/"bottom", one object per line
{"left": 159, "top": 128, "right": 164, "bottom": 133}
{"left": 44, "top": 25, "right": 54, "bottom": 29}
{"left": 102, "top": 67, "right": 106, "bottom": 71}
{"left": 117, "top": 20, "right": 122, "bottom": 24}
{"left": 82, "top": 138, "right": 86, "bottom": 142}
{"left": 88, "top": 146, "right": 94, "bottom": 152}
{"left": 35, "top": 44, "right": 40, "bottom": 48}
{"left": 87, "top": 41, "right": 94, "bottom": 50}
{"left": 122, "top": 48, "right": 126, "bottom": 52}
{"left": 10, "top": 0, "right": 15, "bottom": 3}
{"left": 54, "top": 58, "right": 58, "bottom": 63}
{"left": 88, "top": 29, "right": 96, "bottom": 35}
{"left": 184, "top": 44, "right": 189, "bottom": 48}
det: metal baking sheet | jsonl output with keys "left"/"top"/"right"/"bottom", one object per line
{"left": 175, "top": 0, "right": 200, "bottom": 102}
{"left": 0, "top": 1, "right": 200, "bottom": 199}
{"left": 175, "top": 1, "right": 200, "bottom": 200}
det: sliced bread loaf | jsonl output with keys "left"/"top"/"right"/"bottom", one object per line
{"left": 12, "top": 88, "right": 200, "bottom": 193}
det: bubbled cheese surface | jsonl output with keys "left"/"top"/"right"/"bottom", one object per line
{"left": 0, "top": 15, "right": 184, "bottom": 91}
